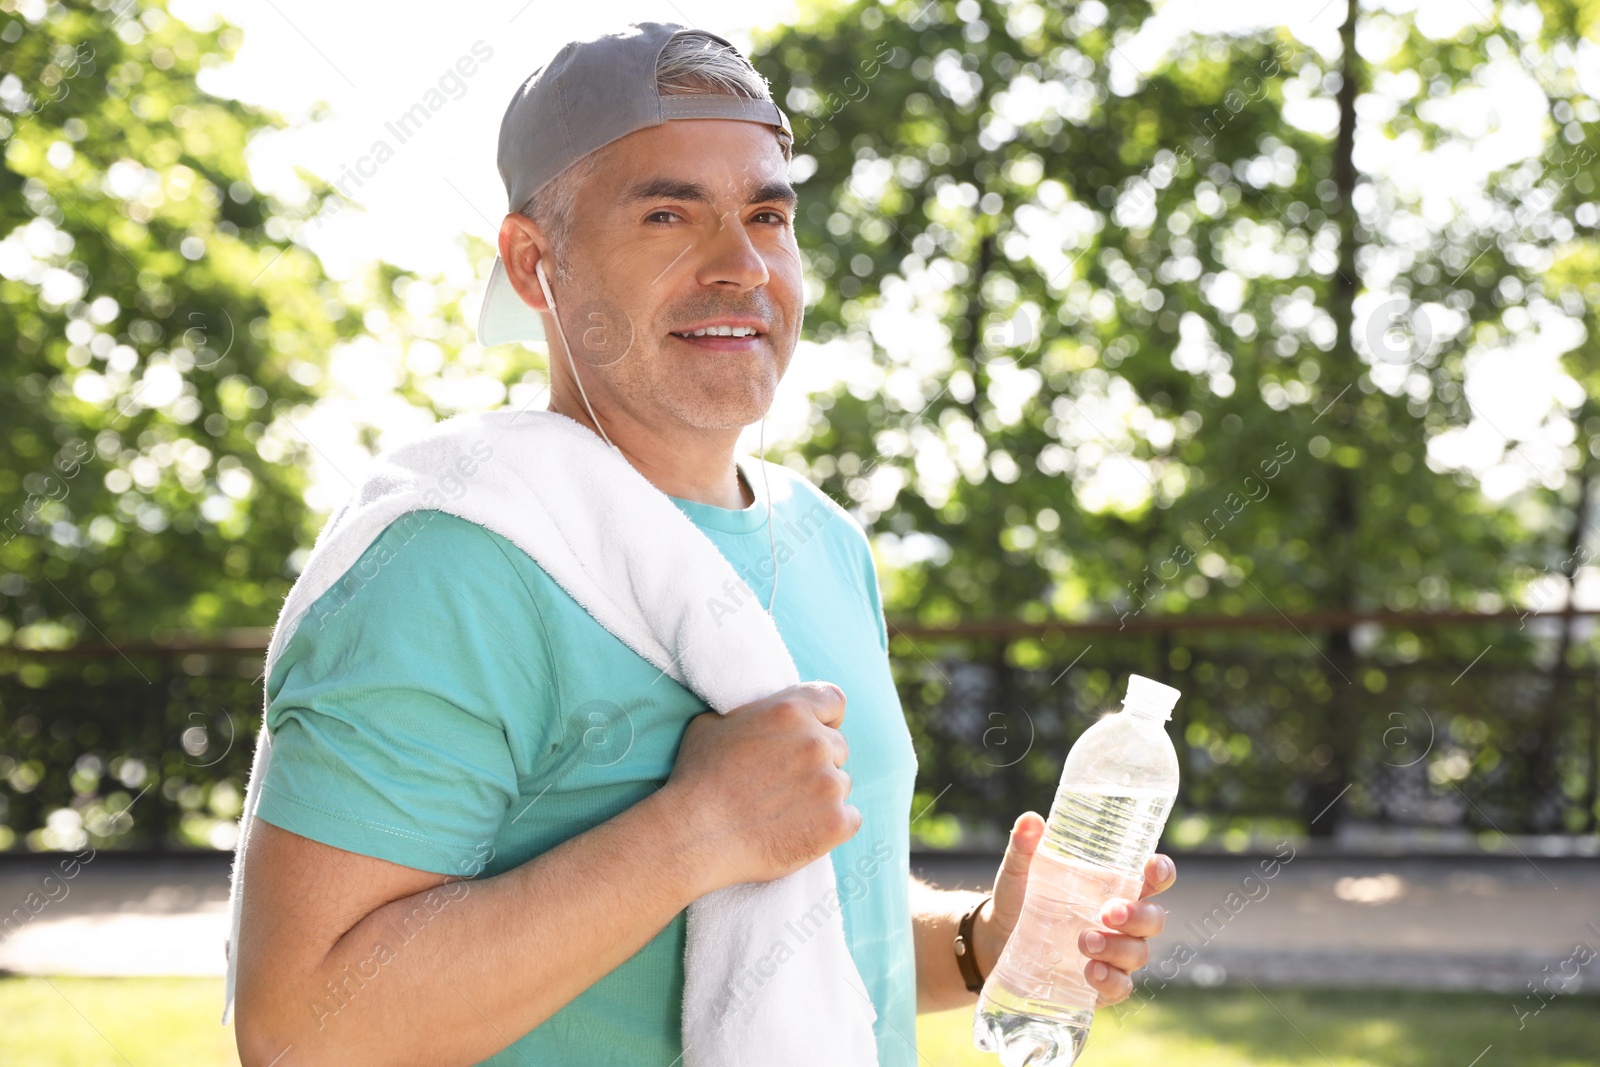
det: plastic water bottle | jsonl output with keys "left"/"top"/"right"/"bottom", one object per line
{"left": 972, "top": 674, "right": 1181, "bottom": 1066}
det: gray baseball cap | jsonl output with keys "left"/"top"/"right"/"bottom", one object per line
{"left": 476, "top": 22, "right": 794, "bottom": 347}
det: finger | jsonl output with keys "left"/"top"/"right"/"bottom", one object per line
{"left": 1139, "top": 853, "right": 1176, "bottom": 899}
{"left": 1087, "top": 960, "right": 1134, "bottom": 1008}
{"left": 800, "top": 681, "right": 847, "bottom": 729}
{"left": 997, "top": 813, "right": 1045, "bottom": 881}
{"left": 808, "top": 719, "right": 848, "bottom": 768}
{"left": 827, "top": 728, "right": 849, "bottom": 767}
{"left": 990, "top": 812, "right": 1046, "bottom": 927}
{"left": 1078, "top": 929, "right": 1150, "bottom": 975}
{"left": 1100, "top": 898, "right": 1167, "bottom": 939}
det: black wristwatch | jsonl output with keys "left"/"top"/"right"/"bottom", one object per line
{"left": 954, "top": 893, "right": 993, "bottom": 994}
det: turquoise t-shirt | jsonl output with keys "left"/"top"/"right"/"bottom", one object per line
{"left": 253, "top": 456, "right": 921, "bottom": 1066}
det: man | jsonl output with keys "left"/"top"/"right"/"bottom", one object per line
{"left": 232, "top": 23, "right": 1174, "bottom": 1067}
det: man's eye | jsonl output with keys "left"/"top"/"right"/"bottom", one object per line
{"left": 752, "top": 210, "right": 789, "bottom": 225}
{"left": 646, "top": 210, "right": 681, "bottom": 224}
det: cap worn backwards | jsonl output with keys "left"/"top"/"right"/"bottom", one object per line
{"left": 477, "top": 22, "right": 794, "bottom": 348}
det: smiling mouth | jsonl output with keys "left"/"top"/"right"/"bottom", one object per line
{"left": 670, "top": 325, "right": 764, "bottom": 339}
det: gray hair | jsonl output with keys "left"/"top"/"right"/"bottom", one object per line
{"left": 520, "top": 30, "right": 777, "bottom": 278}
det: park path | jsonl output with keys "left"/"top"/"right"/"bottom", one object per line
{"left": 914, "top": 847, "right": 1600, "bottom": 994}
{"left": 2, "top": 848, "right": 1597, "bottom": 995}
{"left": 0, "top": 854, "right": 230, "bottom": 977}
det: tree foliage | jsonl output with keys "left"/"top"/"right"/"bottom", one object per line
{"left": 3, "top": 0, "right": 1597, "bottom": 847}
{"left": 3, "top": 0, "right": 338, "bottom": 641}
{"left": 751, "top": 0, "right": 1598, "bottom": 832}
{"left": 0, "top": 0, "right": 535, "bottom": 849}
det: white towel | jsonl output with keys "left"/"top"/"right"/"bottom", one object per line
{"left": 222, "top": 408, "right": 879, "bottom": 1065}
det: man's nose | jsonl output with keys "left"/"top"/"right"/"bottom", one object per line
{"left": 694, "top": 210, "right": 771, "bottom": 291}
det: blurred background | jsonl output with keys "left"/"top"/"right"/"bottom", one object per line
{"left": 2, "top": 0, "right": 1598, "bottom": 1063}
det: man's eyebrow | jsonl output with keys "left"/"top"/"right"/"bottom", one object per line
{"left": 620, "top": 177, "right": 799, "bottom": 209}
{"left": 621, "top": 177, "right": 709, "bottom": 205}
{"left": 750, "top": 180, "right": 799, "bottom": 208}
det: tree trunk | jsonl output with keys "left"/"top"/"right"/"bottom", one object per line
{"left": 1305, "top": 0, "right": 1364, "bottom": 837}
{"left": 1529, "top": 444, "right": 1593, "bottom": 829}
{"left": 965, "top": 233, "right": 995, "bottom": 426}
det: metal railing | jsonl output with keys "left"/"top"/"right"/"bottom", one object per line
{"left": 2, "top": 608, "right": 1596, "bottom": 851}
{"left": 890, "top": 609, "right": 1600, "bottom": 846}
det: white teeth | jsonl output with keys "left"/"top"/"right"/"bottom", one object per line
{"left": 677, "top": 325, "right": 758, "bottom": 338}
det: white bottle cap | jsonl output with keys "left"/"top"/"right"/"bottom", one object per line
{"left": 1123, "top": 673, "right": 1182, "bottom": 720}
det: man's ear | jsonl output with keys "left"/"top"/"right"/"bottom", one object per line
{"left": 499, "top": 213, "right": 555, "bottom": 313}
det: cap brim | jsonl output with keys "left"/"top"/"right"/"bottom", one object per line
{"left": 476, "top": 256, "right": 546, "bottom": 347}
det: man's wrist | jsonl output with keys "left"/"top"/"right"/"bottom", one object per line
{"left": 642, "top": 783, "right": 720, "bottom": 904}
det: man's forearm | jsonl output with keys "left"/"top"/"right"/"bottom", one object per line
{"left": 909, "top": 875, "right": 1001, "bottom": 1014}
{"left": 238, "top": 787, "right": 710, "bottom": 1067}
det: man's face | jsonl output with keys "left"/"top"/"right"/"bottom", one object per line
{"left": 548, "top": 118, "right": 802, "bottom": 435}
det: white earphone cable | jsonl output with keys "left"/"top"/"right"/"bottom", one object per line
{"left": 541, "top": 272, "right": 617, "bottom": 452}
{"left": 760, "top": 416, "right": 779, "bottom": 613}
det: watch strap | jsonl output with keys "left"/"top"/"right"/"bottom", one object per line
{"left": 954, "top": 893, "right": 993, "bottom": 994}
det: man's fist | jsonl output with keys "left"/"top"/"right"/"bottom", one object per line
{"left": 660, "top": 681, "right": 859, "bottom": 896}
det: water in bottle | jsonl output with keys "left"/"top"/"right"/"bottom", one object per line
{"left": 972, "top": 674, "right": 1181, "bottom": 1066}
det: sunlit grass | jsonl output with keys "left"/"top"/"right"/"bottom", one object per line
{"left": 0, "top": 977, "right": 240, "bottom": 1067}
{"left": 3, "top": 978, "right": 1596, "bottom": 1066}
{"left": 918, "top": 986, "right": 1599, "bottom": 1067}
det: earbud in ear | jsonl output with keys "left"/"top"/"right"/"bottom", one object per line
{"left": 534, "top": 260, "right": 557, "bottom": 313}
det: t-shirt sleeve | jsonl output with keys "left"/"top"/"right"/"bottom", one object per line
{"left": 254, "top": 510, "right": 552, "bottom": 877}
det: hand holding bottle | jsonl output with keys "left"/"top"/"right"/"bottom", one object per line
{"left": 975, "top": 812, "right": 1177, "bottom": 1006}
{"left": 974, "top": 674, "right": 1183, "bottom": 1066}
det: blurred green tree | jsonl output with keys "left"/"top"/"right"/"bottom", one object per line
{"left": 0, "top": 2, "right": 531, "bottom": 640}
{"left": 1, "top": 0, "right": 344, "bottom": 642}
{"left": 0, "top": 0, "right": 536, "bottom": 849}
{"left": 752, "top": 0, "right": 1598, "bottom": 832}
